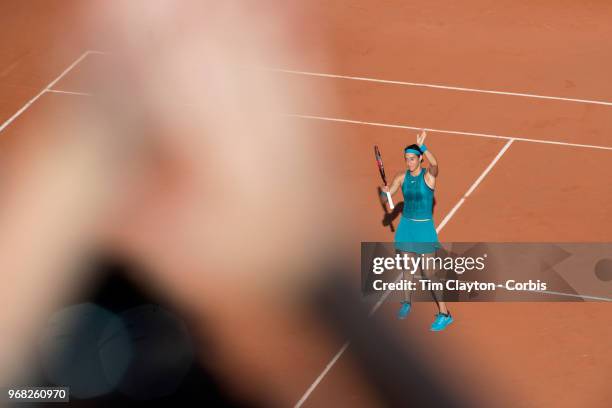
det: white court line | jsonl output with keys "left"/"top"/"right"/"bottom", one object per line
{"left": 293, "top": 342, "right": 351, "bottom": 408}
{"left": 45, "top": 93, "right": 612, "bottom": 151}
{"left": 270, "top": 68, "right": 612, "bottom": 107}
{"left": 436, "top": 139, "right": 514, "bottom": 232}
{"left": 0, "top": 51, "right": 92, "bottom": 134}
{"left": 294, "top": 289, "right": 396, "bottom": 408}
{"left": 289, "top": 114, "right": 612, "bottom": 151}
{"left": 90, "top": 52, "right": 612, "bottom": 107}
{"left": 43, "top": 87, "right": 612, "bottom": 152}
{"left": 46, "top": 89, "right": 92, "bottom": 96}
{"left": 294, "top": 140, "right": 514, "bottom": 408}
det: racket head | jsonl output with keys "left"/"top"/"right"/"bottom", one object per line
{"left": 374, "top": 145, "right": 388, "bottom": 185}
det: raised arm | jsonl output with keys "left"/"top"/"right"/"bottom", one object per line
{"left": 417, "top": 129, "right": 438, "bottom": 189}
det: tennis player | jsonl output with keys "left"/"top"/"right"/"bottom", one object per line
{"left": 381, "top": 130, "right": 452, "bottom": 331}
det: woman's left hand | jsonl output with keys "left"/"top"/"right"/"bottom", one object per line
{"left": 417, "top": 129, "right": 427, "bottom": 146}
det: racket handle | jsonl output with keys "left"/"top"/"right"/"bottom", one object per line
{"left": 385, "top": 191, "right": 394, "bottom": 210}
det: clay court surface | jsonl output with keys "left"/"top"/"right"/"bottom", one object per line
{"left": 1, "top": 1, "right": 611, "bottom": 407}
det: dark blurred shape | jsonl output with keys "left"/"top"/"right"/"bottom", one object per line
{"left": 115, "top": 305, "right": 194, "bottom": 400}
{"left": 31, "top": 256, "right": 262, "bottom": 407}
{"left": 38, "top": 303, "right": 131, "bottom": 399}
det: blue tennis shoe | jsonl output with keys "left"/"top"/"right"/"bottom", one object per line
{"left": 397, "top": 301, "right": 411, "bottom": 319}
{"left": 430, "top": 312, "right": 453, "bottom": 331}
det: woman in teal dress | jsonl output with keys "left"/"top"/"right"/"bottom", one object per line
{"left": 381, "top": 130, "right": 452, "bottom": 331}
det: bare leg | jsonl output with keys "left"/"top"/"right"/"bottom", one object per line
{"left": 400, "top": 251, "right": 416, "bottom": 304}
{"left": 401, "top": 269, "right": 410, "bottom": 303}
{"left": 421, "top": 252, "right": 448, "bottom": 314}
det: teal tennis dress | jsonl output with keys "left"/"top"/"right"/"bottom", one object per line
{"left": 394, "top": 168, "right": 441, "bottom": 254}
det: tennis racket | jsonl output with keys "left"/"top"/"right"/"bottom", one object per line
{"left": 374, "top": 145, "right": 394, "bottom": 209}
